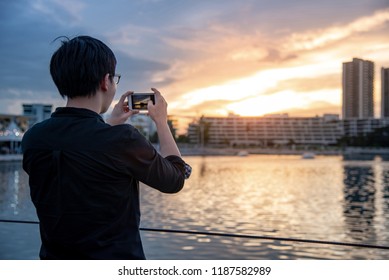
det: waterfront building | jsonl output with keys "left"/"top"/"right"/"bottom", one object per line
{"left": 188, "top": 113, "right": 389, "bottom": 148}
{"left": 0, "top": 114, "right": 28, "bottom": 154}
{"left": 127, "top": 114, "right": 156, "bottom": 140}
{"left": 342, "top": 58, "right": 374, "bottom": 119}
{"left": 342, "top": 118, "right": 389, "bottom": 137}
{"left": 22, "top": 104, "right": 52, "bottom": 128}
{"left": 188, "top": 114, "right": 343, "bottom": 147}
{"left": 382, "top": 67, "right": 389, "bottom": 118}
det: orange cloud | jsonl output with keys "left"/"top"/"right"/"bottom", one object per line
{"left": 285, "top": 8, "right": 389, "bottom": 51}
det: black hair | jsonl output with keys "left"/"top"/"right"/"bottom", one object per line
{"left": 50, "top": 36, "right": 117, "bottom": 98}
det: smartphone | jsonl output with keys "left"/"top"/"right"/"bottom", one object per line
{"left": 129, "top": 93, "right": 155, "bottom": 110}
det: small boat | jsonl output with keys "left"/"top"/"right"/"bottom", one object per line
{"left": 302, "top": 152, "right": 315, "bottom": 159}
{"left": 237, "top": 150, "right": 249, "bottom": 157}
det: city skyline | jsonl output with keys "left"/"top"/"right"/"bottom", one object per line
{"left": 1, "top": 1, "right": 389, "bottom": 123}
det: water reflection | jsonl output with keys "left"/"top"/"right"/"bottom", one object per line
{"left": 383, "top": 169, "right": 389, "bottom": 204}
{"left": 139, "top": 155, "right": 389, "bottom": 259}
{"left": 342, "top": 165, "right": 376, "bottom": 242}
{"left": 0, "top": 162, "right": 40, "bottom": 260}
{"left": 1, "top": 156, "right": 389, "bottom": 259}
{"left": 199, "top": 156, "right": 207, "bottom": 177}
{"left": 381, "top": 169, "right": 389, "bottom": 234}
{"left": 0, "top": 162, "right": 31, "bottom": 217}
{"left": 343, "top": 154, "right": 376, "bottom": 161}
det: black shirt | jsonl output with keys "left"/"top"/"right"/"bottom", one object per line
{"left": 22, "top": 107, "right": 186, "bottom": 259}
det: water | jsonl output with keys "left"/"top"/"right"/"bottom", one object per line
{"left": 1, "top": 155, "right": 389, "bottom": 259}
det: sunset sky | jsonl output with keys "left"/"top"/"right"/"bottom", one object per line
{"left": 1, "top": 0, "right": 389, "bottom": 130}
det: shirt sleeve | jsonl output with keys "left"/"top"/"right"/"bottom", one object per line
{"left": 118, "top": 125, "right": 191, "bottom": 193}
{"left": 165, "top": 155, "right": 192, "bottom": 179}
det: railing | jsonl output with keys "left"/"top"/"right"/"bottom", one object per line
{"left": 1, "top": 219, "right": 389, "bottom": 251}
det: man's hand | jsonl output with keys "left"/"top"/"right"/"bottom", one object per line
{"left": 147, "top": 88, "right": 181, "bottom": 158}
{"left": 107, "top": 91, "right": 139, "bottom": 126}
{"left": 147, "top": 88, "right": 168, "bottom": 126}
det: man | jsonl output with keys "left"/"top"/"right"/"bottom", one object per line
{"left": 22, "top": 36, "right": 191, "bottom": 260}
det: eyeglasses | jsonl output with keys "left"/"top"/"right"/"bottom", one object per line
{"left": 110, "top": 74, "right": 121, "bottom": 85}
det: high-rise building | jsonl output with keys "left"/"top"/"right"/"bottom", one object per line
{"left": 342, "top": 58, "right": 374, "bottom": 119}
{"left": 382, "top": 67, "right": 389, "bottom": 118}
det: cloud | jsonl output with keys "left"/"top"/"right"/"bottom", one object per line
{"left": 0, "top": 0, "right": 175, "bottom": 112}
{"left": 285, "top": 8, "right": 389, "bottom": 51}
{"left": 31, "top": 0, "right": 86, "bottom": 26}
{"left": 151, "top": 26, "right": 280, "bottom": 100}
{"left": 185, "top": 99, "right": 234, "bottom": 113}
{"left": 160, "top": 6, "right": 389, "bottom": 119}
{"left": 0, "top": 88, "right": 64, "bottom": 115}
{"left": 1, "top": 0, "right": 389, "bottom": 122}
{"left": 0, "top": 2, "right": 83, "bottom": 110}
{"left": 148, "top": 6, "right": 389, "bottom": 103}
{"left": 264, "top": 74, "right": 341, "bottom": 96}
{"left": 114, "top": 50, "right": 171, "bottom": 91}
{"left": 278, "top": 100, "right": 341, "bottom": 117}
{"left": 107, "top": 24, "right": 157, "bottom": 48}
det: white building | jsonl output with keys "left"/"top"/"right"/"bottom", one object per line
{"left": 188, "top": 114, "right": 343, "bottom": 147}
{"left": 0, "top": 115, "right": 28, "bottom": 154}
{"left": 127, "top": 114, "right": 156, "bottom": 140}
{"left": 23, "top": 104, "right": 53, "bottom": 127}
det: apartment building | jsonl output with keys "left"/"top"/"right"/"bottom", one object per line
{"left": 342, "top": 58, "right": 374, "bottom": 119}
{"left": 188, "top": 114, "right": 343, "bottom": 147}
{"left": 382, "top": 67, "right": 389, "bottom": 118}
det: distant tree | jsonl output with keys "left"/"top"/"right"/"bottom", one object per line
{"left": 368, "top": 126, "right": 389, "bottom": 147}
{"left": 149, "top": 131, "right": 159, "bottom": 143}
{"left": 168, "top": 119, "right": 177, "bottom": 140}
{"left": 337, "top": 125, "right": 389, "bottom": 147}
{"left": 198, "top": 116, "right": 210, "bottom": 146}
{"left": 149, "top": 118, "right": 178, "bottom": 144}
{"left": 177, "top": 134, "right": 190, "bottom": 143}
{"left": 286, "top": 138, "right": 296, "bottom": 150}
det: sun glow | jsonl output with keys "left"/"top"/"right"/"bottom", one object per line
{"left": 227, "top": 89, "right": 340, "bottom": 116}
{"left": 165, "top": 9, "right": 389, "bottom": 119}
{"left": 175, "top": 61, "right": 341, "bottom": 116}
{"left": 227, "top": 90, "right": 304, "bottom": 116}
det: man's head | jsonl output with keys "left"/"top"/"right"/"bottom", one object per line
{"left": 50, "top": 36, "right": 117, "bottom": 99}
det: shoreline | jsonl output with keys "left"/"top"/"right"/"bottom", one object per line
{"left": 0, "top": 154, "right": 23, "bottom": 162}
{"left": 2, "top": 147, "right": 389, "bottom": 161}
{"left": 180, "top": 147, "right": 389, "bottom": 157}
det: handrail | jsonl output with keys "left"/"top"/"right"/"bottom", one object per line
{"left": 1, "top": 219, "right": 389, "bottom": 250}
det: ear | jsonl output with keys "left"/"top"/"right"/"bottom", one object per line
{"left": 100, "top": 73, "right": 110, "bottom": 91}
